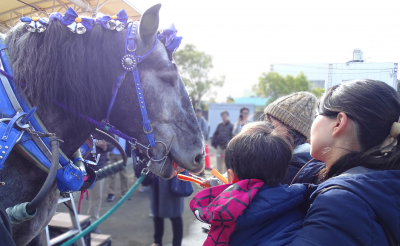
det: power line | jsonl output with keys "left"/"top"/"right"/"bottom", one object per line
{"left": 270, "top": 68, "right": 396, "bottom": 75}
{"left": 273, "top": 63, "right": 397, "bottom": 71}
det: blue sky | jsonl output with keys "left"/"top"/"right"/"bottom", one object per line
{"left": 130, "top": 0, "right": 400, "bottom": 102}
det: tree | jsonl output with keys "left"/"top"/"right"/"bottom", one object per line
{"left": 253, "top": 71, "right": 325, "bottom": 103}
{"left": 174, "top": 44, "right": 225, "bottom": 108}
{"left": 253, "top": 72, "right": 310, "bottom": 104}
{"left": 312, "top": 87, "right": 325, "bottom": 98}
{"left": 226, "top": 96, "right": 235, "bottom": 103}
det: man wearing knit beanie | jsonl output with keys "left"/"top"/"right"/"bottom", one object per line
{"left": 264, "top": 92, "right": 325, "bottom": 185}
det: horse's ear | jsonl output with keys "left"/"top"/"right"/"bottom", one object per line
{"left": 139, "top": 4, "right": 161, "bottom": 43}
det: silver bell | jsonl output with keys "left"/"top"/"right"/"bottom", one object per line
{"left": 115, "top": 20, "right": 125, "bottom": 32}
{"left": 67, "top": 22, "right": 77, "bottom": 33}
{"left": 36, "top": 22, "right": 46, "bottom": 33}
{"left": 26, "top": 21, "right": 36, "bottom": 32}
{"left": 76, "top": 23, "right": 86, "bottom": 34}
{"left": 106, "top": 19, "right": 116, "bottom": 30}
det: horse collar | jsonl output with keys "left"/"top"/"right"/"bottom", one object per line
{"left": 105, "top": 22, "right": 158, "bottom": 148}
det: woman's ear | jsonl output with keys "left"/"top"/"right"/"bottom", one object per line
{"left": 227, "top": 169, "right": 239, "bottom": 184}
{"left": 332, "top": 112, "right": 349, "bottom": 137}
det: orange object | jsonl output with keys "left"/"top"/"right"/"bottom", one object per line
{"left": 211, "top": 169, "right": 228, "bottom": 184}
{"left": 111, "top": 15, "right": 118, "bottom": 19}
{"left": 74, "top": 17, "right": 82, "bottom": 23}
{"left": 205, "top": 144, "right": 211, "bottom": 170}
{"left": 177, "top": 174, "right": 211, "bottom": 188}
{"left": 189, "top": 173, "right": 205, "bottom": 181}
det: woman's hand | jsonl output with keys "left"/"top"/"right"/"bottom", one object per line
{"left": 200, "top": 179, "right": 211, "bottom": 189}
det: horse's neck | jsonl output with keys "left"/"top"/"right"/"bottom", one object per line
{"left": 36, "top": 107, "right": 96, "bottom": 157}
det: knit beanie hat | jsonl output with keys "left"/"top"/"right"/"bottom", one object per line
{"left": 264, "top": 92, "right": 317, "bottom": 139}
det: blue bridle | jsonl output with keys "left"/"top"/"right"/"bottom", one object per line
{"left": 104, "top": 22, "right": 157, "bottom": 148}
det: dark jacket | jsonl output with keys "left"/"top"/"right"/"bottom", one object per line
{"left": 230, "top": 183, "right": 306, "bottom": 246}
{"left": 291, "top": 167, "right": 400, "bottom": 246}
{"left": 282, "top": 143, "right": 325, "bottom": 185}
{"left": 291, "top": 159, "right": 325, "bottom": 185}
{"left": 211, "top": 120, "right": 234, "bottom": 148}
{"left": 283, "top": 152, "right": 313, "bottom": 185}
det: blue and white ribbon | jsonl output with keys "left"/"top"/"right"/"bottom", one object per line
{"left": 49, "top": 7, "right": 92, "bottom": 34}
{"left": 96, "top": 9, "right": 128, "bottom": 31}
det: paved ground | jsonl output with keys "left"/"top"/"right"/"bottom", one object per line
{"left": 57, "top": 142, "right": 218, "bottom": 246}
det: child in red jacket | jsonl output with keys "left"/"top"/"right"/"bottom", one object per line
{"left": 190, "top": 121, "right": 307, "bottom": 246}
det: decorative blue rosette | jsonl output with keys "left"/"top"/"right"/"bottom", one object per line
{"left": 49, "top": 7, "right": 92, "bottom": 34}
{"left": 157, "top": 24, "right": 183, "bottom": 61}
{"left": 20, "top": 16, "right": 48, "bottom": 33}
{"left": 96, "top": 9, "right": 128, "bottom": 31}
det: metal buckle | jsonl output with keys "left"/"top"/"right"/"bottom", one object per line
{"left": 141, "top": 160, "right": 151, "bottom": 175}
{"left": 127, "top": 42, "right": 137, "bottom": 52}
{"left": 146, "top": 140, "right": 168, "bottom": 162}
{"left": 143, "top": 124, "right": 153, "bottom": 134}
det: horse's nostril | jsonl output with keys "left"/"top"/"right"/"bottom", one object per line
{"left": 194, "top": 153, "right": 203, "bottom": 164}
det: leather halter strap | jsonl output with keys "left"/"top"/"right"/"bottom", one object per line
{"left": 104, "top": 21, "right": 157, "bottom": 148}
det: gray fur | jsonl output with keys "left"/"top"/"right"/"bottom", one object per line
{"left": 2, "top": 4, "right": 204, "bottom": 245}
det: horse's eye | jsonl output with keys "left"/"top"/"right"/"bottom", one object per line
{"left": 162, "top": 73, "right": 178, "bottom": 86}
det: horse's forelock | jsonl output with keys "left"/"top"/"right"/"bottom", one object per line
{"left": 6, "top": 20, "right": 126, "bottom": 121}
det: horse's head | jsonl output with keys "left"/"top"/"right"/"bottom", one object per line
{"left": 6, "top": 4, "right": 204, "bottom": 179}
{"left": 110, "top": 4, "right": 205, "bottom": 178}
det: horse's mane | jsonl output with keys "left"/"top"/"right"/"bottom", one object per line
{"left": 6, "top": 19, "right": 126, "bottom": 119}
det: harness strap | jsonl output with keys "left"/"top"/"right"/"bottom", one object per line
{"left": 127, "top": 22, "right": 156, "bottom": 148}
{"left": 0, "top": 73, "right": 22, "bottom": 113}
{"left": 2, "top": 112, "right": 25, "bottom": 141}
{"left": 103, "top": 22, "right": 157, "bottom": 148}
{"left": 0, "top": 43, "right": 7, "bottom": 53}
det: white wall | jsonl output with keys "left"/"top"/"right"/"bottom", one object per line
{"left": 272, "top": 62, "right": 398, "bottom": 91}
{"left": 328, "top": 62, "right": 398, "bottom": 90}
{"left": 208, "top": 103, "right": 256, "bottom": 137}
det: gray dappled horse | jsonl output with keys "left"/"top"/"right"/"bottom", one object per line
{"left": 3, "top": 4, "right": 204, "bottom": 245}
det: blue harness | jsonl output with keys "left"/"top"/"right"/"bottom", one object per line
{"left": 0, "top": 21, "right": 160, "bottom": 192}
{"left": 0, "top": 39, "right": 87, "bottom": 192}
{"left": 104, "top": 22, "right": 157, "bottom": 148}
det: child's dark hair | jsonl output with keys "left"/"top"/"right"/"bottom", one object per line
{"left": 317, "top": 79, "right": 400, "bottom": 180}
{"left": 225, "top": 121, "right": 293, "bottom": 185}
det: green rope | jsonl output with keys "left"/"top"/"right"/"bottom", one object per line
{"left": 60, "top": 172, "right": 146, "bottom": 246}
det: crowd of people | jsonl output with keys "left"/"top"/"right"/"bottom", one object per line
{"left": 190, "top": 79, "right": 400, "bottom": 246}
{"left": 2, "top": 79, "right": 396, "bottom": 246}
{"left": 61, "top": 79, "right": 400, "bottom": 246}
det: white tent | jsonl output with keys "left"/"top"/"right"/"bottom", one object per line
{"left": 0, "top": 0, "right": 142, "bottom": 33}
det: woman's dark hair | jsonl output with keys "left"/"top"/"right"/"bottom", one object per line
{"left": 240, "top": 107, "right": 249, "bottom": 114}
{"left": 264, "top": 114, "right": 307, "bottom": 148}
{"left": 318, "top": 79, "right": 400, "bottom": 179}
{"left": 225, "top": 121, "right": 293, "bottom": 185}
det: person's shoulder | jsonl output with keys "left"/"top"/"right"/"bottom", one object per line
{"left": 248, "top": 184, "right": 307, "bottom": 212}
